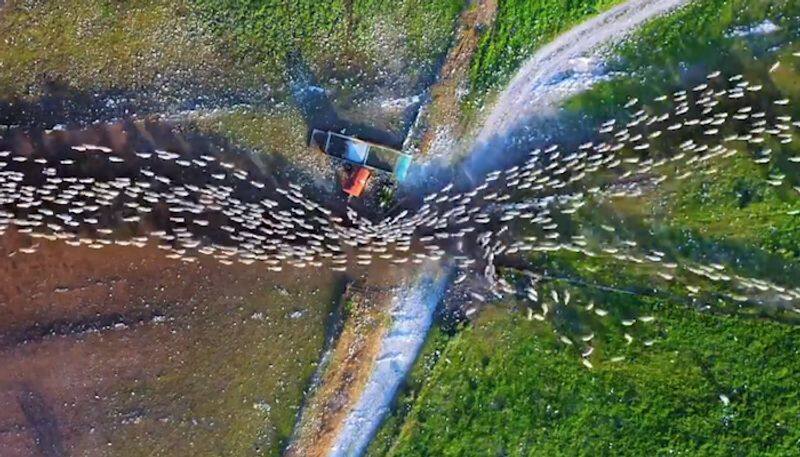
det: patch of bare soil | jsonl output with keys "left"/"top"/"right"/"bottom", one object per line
{"left": 418, "top": 0, "right": 498, "bottom": 157}
{"left": 0, "top": 232, "right": 338, "bottom": 456}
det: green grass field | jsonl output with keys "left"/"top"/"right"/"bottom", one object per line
{"left": 0, "top": 0, "right": 462, "bottom": 99}
{"left": 375, "top": 304, "right": 800, "bottom": 457}
{"left": 0, "top": 0, "right": 628, "bottom": 104}
{"left": 372, "top": 241, "right": 800, "bottom": 456}
{"left": 191, "top": 0, "right": 463, "bottom": 87}
{"left": 562, "top": 0, "right": 800, "bottom": 262}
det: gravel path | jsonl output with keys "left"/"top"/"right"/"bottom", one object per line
{"left": 329, "top": 264, "right": 450, "bottom": 457}
{"left": 473, "top": 0, "right": 693, "bottom": 149}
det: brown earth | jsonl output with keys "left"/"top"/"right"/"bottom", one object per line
{"left": 418, "top": 0, "right": 498, "bottom": 157}
{"left": 284, "top": 273, "right": 410, "bottom": 457}
{"left": 0, "top": 231, "right": 345, "bottom": 457}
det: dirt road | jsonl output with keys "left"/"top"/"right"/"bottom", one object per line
{"left": 473, "top": 0, "right": 692, "bottom": 149}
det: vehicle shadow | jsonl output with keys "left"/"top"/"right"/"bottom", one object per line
{"left": 286, "top": 51, "right": 403, "bottom": 150}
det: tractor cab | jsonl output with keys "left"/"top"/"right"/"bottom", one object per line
{"left": 310, "top": 129, "right": 412, "bottom": 197}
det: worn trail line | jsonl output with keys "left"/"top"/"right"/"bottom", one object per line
{"left": 474, "top": 0, "right": 692, "bottom": 148}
